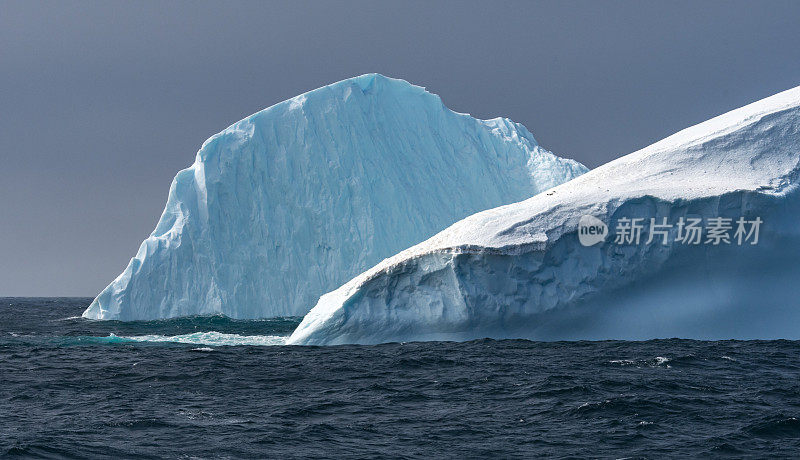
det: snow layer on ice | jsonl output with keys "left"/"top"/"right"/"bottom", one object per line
{"left": 289, "top": 85, "right": 800, "bottom": 345}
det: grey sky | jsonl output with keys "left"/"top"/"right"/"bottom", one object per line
{"left": 1, "top": 0, "right": 799, "bottom": 296}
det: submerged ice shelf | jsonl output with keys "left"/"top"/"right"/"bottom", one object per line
{"left": 85, "top": 74, "right": 586, "bottom": 320}
{"left": 288, "top": 85, "right": 800, "bottom": 345}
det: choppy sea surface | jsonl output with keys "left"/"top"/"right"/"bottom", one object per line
{"left": 2, "top": 298, "right": 800, "bottom": 458}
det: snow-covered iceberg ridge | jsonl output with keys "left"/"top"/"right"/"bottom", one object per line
{"left": 85, "top": 74, "right": 586, "bottom": 320}
{"left": 288, "top": 85, "right": 800, "bottom": 345}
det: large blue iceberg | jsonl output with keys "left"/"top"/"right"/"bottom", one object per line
{"left": 84, "top": 74, "right": 587, "bottom": 320}
{"left": 288, "top": 85, "right": 800, "bottom": 345}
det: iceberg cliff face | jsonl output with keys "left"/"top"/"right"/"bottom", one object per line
{"left": 84, "top": 74, "right": 587, "bottom": 320}
{"left": 288, "top": 85, "right": 800, "bottom": 345}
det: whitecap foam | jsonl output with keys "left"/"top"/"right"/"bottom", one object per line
{"left": 103, "top": 332, "right": 287, "bottom": 346}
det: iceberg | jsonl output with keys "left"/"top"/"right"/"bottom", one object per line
{"left": 288, "top": 85, "right": 800, "bottom": 345}
{"left": 84, "top": 74, "right": 587, "bottom": 320}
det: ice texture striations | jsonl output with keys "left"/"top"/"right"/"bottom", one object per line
{"left": 84, "top": 74, "right": 587, "bottom": 320}
{"left": 288, "top": 85, "right": 800, "bottom": 345}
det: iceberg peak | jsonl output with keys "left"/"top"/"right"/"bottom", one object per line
{"left": 84, "top": 75, "right": 587, "bottom": 320}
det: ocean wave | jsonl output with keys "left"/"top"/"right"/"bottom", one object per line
{"left": 83, "top": 332, "right": 287, "bottom": 347}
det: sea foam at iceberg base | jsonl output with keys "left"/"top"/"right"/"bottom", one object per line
{"left": 84, "top": 74, "right": 586, "bottom": 321}
{"left": 288, "top": 85, "right": 800, "bottom": 346}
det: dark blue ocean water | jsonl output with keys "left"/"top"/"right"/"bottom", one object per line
{"left": 2, "top": 298, "right": 800, "bottom": 458}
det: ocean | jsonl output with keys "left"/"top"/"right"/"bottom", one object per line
{"left": 2, "top": 298, "right": 800, "bottom": 458}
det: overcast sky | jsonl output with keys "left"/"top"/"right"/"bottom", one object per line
{"left": 2, "top": 0, "right": 799, "bottom": 296}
